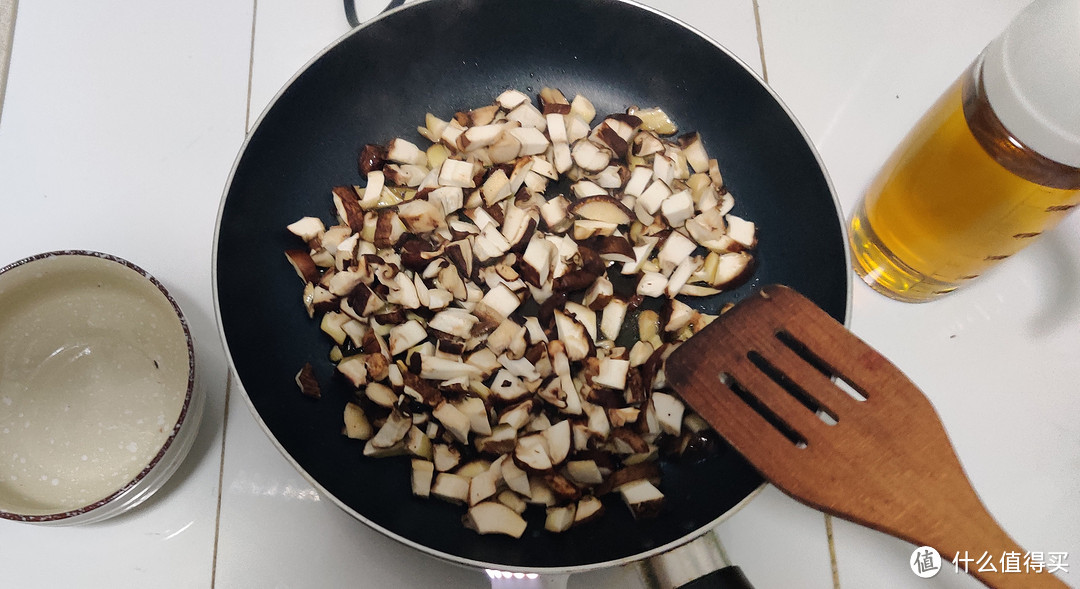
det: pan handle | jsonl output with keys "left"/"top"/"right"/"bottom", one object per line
{"left": 344, "top": 0, "right": 405, "bottom": 27}
{"left": 637, "top": 532, "right": 755, "bottom": 589}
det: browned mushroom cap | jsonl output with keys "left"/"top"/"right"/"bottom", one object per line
{"left": 568, "top": 195, "right": 634, "bottom": 226}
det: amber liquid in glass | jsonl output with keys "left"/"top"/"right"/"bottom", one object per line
{"left": 850, "top": 59, "right": 1080, "bottom": 302}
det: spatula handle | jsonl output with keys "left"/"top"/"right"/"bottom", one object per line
{"left": 916, "top": 492, "right": 1067, "bottom": 588}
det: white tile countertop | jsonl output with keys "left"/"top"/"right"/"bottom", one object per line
{"left": 0, "top": 0, "right": 1076, "bottom": 587}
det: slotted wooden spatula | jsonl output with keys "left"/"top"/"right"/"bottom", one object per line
{"left": 665, "top": 285, "right": 1066, "bottom": 589}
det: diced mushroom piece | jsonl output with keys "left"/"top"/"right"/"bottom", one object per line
{"left": 621, "top": 238, "right": 657, "bottom": 275}
{"left": 725, "top": 214, "right": 757, "bottom": 249}
{"left": 711, "top": 251, "right": 754, "bottom": 288}
{"left": 583, "top": 275, "right": 617, "bottom": 309}
{"left": 295, "top": 362, "right": 321, "bottom": 399}
{"left": 496, "top": 88, "right": 530, "bottom": 110}
{"left": 538, "top": 194, "right": 572, "bottom": 234}
{"left": 500, "top": 204, "right": 539, "bottom": 252}
{"left": 472, "top": 223, "right": 513, "bottom": 263}
{"left": 541, "top": 419, "right": 572, "bottom": 465}
{"left": 454, "top": 396, "right": 492, "bottom": 436}
{"left": 554, "top": 310, "right": 592, "bottom": 362}
{"left": 464, "top": 502, "right": 528, "bottom": 538}
{"left": 500, "top": 452, "right": 532, "bottom": 496}
{"left": 303, "top": 284, "right": 337, "bottom": 318}
{"left": 397, "top": 199, "right": 446, "bottom": 234}
{"left": 509, "top": 126, "right": 550, "bottom": 157}
{"left": 545, "top": 504, "right": 577, "bottom": 533}
{"left": 538, "top": 87, "right": 571, "bottom": 114}
{"left": 499, "top": 354, "right": 539, "bottom": 381}
{"left": 429, "top": 308, "right": 479, "bottom": 340}
{"left": 599, "top": 297, "right": 629, "bottom": 342}
{"left": 459, "top": 123, "right": 506, "bottom": 152}
{"left": 623, "top": 166, "right": 653, "bottom": 198}
{"left": 652, "top": 154, "right": 676, "bottom": 188}
{"left": 481, "top": 168, "right": 514, "bottom": 205}
{"left": 287, "top": 216, "right": 326, "bottom": 242}
{"left": 563, "top": 302, "right": 597, "bottom": 343}
{"left": 474, "top": 283, "right": 521, "bottom": 326}
{"left": 469, "top": 463, "right": 503, "bottom": 505}
{"left": 387, "top": 138, "right": 429, "bottom": 166}
{"left": 420, "top": 356, "right": 484, "bottom": 382}
{"left": 570, "top": 140, "right": 611, "bottom": 173}
{"left": 466, "top": 347, "right": 503, "bottom": 377}
{"left": 488, "top": 132, "right": 522, "bottom": 164}
{"left": 636, "top": 180, "right": 672, "bottom": 216}
{"left": 475, "top": 423, "right": 517, "bottom": 455}
{"left": 526, "top": 477, "right": 557, "bottom": 507}
{"left": 345, "top": 402, "right": 375, "bottom": 438}
{"left": 384, "top": 163, "right": 430, "bottom": 188}
{"left": 371, "top": 409, "right": 412, "bottom": 449}
{"left": 665, "top": 257, "right": 700, "bottom": 298}
{"left": 593, "top": 165, "right": 626, "bottom": 189}
{"left": 632, "top": 106, "right": 678, "bottom": 135}
{"left": 427, "top": 186, "right": 465, "bottom": 217}
{"left": 565, "top": 114, "right": 592, "bottom": 143}
{"left": 566, "top": 460, "right": 605, "bottom": 486}
{"left": 608, "top": 407, "right": 641, "bottom": 429}
{"left": 505, "top": 101, "right": 547, "bottom": 131}
{"left": 571, "top": 219, "right": 619, "bottom": 240}
{"left": 593, "top": 358, "right": 630, "bottom": 390}
{"left": 568, "top": 195, "right": 633, "bottom": 225}
{"left": 498, "top": 490, "right": 528, "bottom": 514}
{"left": 336, "top": 354, "right": 369, "bottom": 387}
{"left": 433, "top": 443, "right": 462, "bottom": 472}
{"left": 514, "top": 434, "right": 553, "bottom": 472}
{"left": 574, "top": 495, "right": 605, "bottom": 526}
{"left": 546, "top": 113, "right": 573, "bottom": 173}
{"left": 489, "top": 369, "right": 532, "bottom": 404}
{"left": 676, "top": 132, "right": 710, "bottom": 174}
{"left": 405, "top": 426, "right": 433, "bottom": 460}
{"left": 636, "top": 272, "right": 668, "bottom": 298}
{"left": 657, "top": 231, "right": 698, "bottom": 275}
{"left": 561, "top": 93, "right": 593, "bottom": 123}
{"left": 660, "top": 189, "right": 695, "bottom": 228}
{"left": 520, "top": 235, "right": 558, "bottom": 287}
{"left": 431, "top": 472, "right": 471, "bottom": 505}
{"left": 363, "top": 382, "right": 397, "bottom": 408}
{"left": 438, "top": 158, "right": 477, "bottom": 188}
{"left": 651, "top": 392, "right": 685, "bottom": 436}
{"left": 411, "top": 459, "right": 435, "bottom": 497}
{"left": 498, "top": 398, "right": 535, "bottom": 431}
{"left": 618, "top": 479, "right": 665, "bottom": 519}
{"left": 433, "top": 400, "right": 472, "bottom": 445}
{"left": 632, "top": 130, "right": 665, "bottom": 157}
{"left": 389, "top": 320, "right": 427, "bottom": 356}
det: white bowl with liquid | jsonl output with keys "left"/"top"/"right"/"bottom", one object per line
{"left": 0, "top": 251, "right": 204, "bottom": 525}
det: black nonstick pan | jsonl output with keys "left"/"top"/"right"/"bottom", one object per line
{"left": 213, "top": 0, "right": 850, "bottom": 578}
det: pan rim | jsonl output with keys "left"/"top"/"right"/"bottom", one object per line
{"left": 212, "top": 0, "right": 852, "bottom": 574}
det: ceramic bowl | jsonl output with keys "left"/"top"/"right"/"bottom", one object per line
{"left": 0, "top": 251, "right": 204, "bottom": 525}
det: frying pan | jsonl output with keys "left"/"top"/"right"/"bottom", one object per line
{"left": 213, "top": 0, "right": 850, "bottom": 579}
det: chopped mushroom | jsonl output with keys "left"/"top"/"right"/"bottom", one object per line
{"left": 286, "top": 89, "right": 760, "bottom": 539}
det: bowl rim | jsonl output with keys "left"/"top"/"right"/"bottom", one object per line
{"left": 0, "top": 250, "right": 198, "bottom": 523}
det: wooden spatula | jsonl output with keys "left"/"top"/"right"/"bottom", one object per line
{"left": 665, "top": 285, "right": 1066, "bottom": 589}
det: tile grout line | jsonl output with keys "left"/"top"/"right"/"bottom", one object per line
{"left": 209, "top": 375, "right": 233, "bottom": 589}
{"left": 0, "top": 0, "right": 18, "bottom": 127}
{"left": 749, "top": 6, "right": 839, "bottom": 587}
{"left": 243, "top": 0, "right": 258, "bottom": 134}
{"left": 210, "top": 2, "right": 257, "bottom": 586}
{"left": 825, "top": 514, "right": 841, "bottom": 588}
{"left": 751, "top": 0, "right": 769, "bottom": 84}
